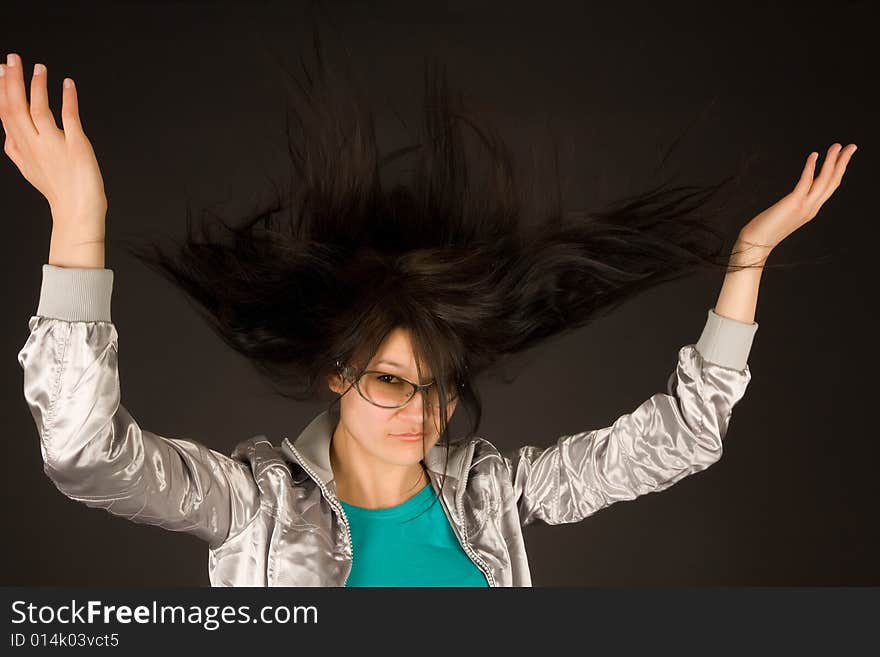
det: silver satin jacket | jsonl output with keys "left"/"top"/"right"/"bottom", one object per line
{"left": 18, "top": 264, "right": 759, "bottom": 587}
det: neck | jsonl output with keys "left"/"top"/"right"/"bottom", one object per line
{"left": 329, "top": 418, "right": 429, "bottom": 509}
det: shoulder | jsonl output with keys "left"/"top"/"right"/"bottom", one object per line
{"left": 229, "top": 434, "right": 306, "bottom": 494}
{"left": 230, "top": 434, "right": 286, "bottom": 467}
{"left": 468, "top": 436, "right": 509, "bottom": 474}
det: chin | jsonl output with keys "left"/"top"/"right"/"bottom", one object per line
{"left": 380, "top": 450, "right": 425, "bottom": 467}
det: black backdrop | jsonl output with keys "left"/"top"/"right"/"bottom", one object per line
{"left": 2, "top": 0, "right": 876, "bottom": 586}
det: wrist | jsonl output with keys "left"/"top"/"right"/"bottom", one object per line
{"left": 48, "top": 226, "right": 105, "bottom": 269}
{"left": 733, "top": 232, "right": 773, "bottom": 267}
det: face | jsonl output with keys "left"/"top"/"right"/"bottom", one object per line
{"left": 327, "top": 327, "right": 458, "bottom": 468}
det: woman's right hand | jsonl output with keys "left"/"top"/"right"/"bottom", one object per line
{"left": 0, "top": 52, "right": 107, "bottom": 240}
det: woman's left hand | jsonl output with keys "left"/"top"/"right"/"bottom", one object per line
{"left": 739, "top": 142, "right": 858, "bottom": 252}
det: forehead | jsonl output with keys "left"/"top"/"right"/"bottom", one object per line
{"left": 368, "top": 328, "right": 427, "bottom": 374}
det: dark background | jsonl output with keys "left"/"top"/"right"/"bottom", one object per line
{"left": 2, "top": 0, "right": 876, "bottom": 586}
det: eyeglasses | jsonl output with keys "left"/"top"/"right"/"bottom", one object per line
{"left": 336, "top": 361, "right": 460, "bottom": 410}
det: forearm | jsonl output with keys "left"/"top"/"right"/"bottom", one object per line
{"left": 712, "top": 234, "right": 771, "bottom": 325}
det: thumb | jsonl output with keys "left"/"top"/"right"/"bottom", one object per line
{"left": 1, "top": 118, "right": 26, "bottom": 171}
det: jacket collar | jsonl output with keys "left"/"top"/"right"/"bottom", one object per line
{"left": 280, "top": 407, "right": 471, "bottom": 488}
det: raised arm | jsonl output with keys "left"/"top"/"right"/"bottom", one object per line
{"left": 503, "top": 307, "right": 757, "bottom": 526}
{"left": 501, "top": 142, "right": 859, "bottom": 527}
{"left": 18, "top": 265, "right": 261, "bottom": 549}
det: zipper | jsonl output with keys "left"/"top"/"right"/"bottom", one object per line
{"left": 282, "top": 438, "right": 354, "bottom": 587}
{"left": 284, "top": 436, "right": 495, "bottom": 588}
{"left": 455, "top": 441, "right": 497, "bottom": 587}
{"left": 429, "top": 440, "right": 496, "bottom": 587}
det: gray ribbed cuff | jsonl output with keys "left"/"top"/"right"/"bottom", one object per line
{"left": 694, "top": 307, "right": 758, "bottom": 371}
{"left": 36, "top": 264, "right": 114, "bottom": 322}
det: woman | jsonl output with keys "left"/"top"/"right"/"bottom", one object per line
{"left": 5, "top": 25, "right": 856, "bottom": 586}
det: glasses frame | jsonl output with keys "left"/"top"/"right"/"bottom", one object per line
{"left": 336, "top": 361, "right": 459, "bottom": 410}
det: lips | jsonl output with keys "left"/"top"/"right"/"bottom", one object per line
{"left": 391, "top": 432, "right": 424, "bottom": 441}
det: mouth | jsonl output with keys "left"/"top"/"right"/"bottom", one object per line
{"left": 390, "top": 432, "right": 424, "bottom": 441}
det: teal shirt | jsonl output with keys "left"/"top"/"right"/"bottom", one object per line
{"left": 339, "top": 481, "right": 490, "bottom": 587}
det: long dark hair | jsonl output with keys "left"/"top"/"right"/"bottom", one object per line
{"left": 116, "top": 11, "right": 813, "bottom": 508}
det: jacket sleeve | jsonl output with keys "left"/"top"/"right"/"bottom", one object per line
{"left": 17, "top": 264, "right": 261, "bottom": 550}
{"left": 502, "top": 308, "right": 758, "bottom": 527}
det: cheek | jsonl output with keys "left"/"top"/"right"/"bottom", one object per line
{"left": 438, "top": 399, "right": 458, "bottom": 423}
{"left": 341, "top": 393, "right": 391, "bottom": 440}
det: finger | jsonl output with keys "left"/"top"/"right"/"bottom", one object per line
{"left": 29, "top": 62, "right": 61, "bottom": 134}
{"left": 807, "top": 143, "right": 843, "bottom": 202}
{"left": 59, "top": 77, "right": 85, "bottom": 141}
{"left": 793, "top": 151, "right": 818, "bottom": 197}
{"left": 0, "top": 66, "right": 9, "bottom": 127}
{"left": 1, "top": 54, "right": 39, "bottom": 141}
{"left": 0, "top": 72, "right": 23, "bottom": 163}
{"left": 829, "top": 143, "right": 857, "bottom": 189}
{"left": 815, "top": 143, "right": 857, "bottom": 206}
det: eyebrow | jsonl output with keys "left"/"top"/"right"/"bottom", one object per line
{"left": 375, "top": 359, "right": 407, "bottom": 369}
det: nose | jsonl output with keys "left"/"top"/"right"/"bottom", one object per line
{"left": 404, "top": 388, "right": 427, "bottom": 412}
{"left": 398, "top": 389, "right": 433, "bottom": 421}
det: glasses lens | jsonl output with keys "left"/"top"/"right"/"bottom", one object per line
{"left": 360, "top": 372, "right": 415, "bottom": 407}
{"left": 359, "top": 372, "right": 459, "bottom": 408}
{"left": 424, "top": 383, "right": 458, "bottom": 408}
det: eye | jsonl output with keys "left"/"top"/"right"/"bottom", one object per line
{"left": 376, "top": 374, "right": 401, "bottom": 384}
